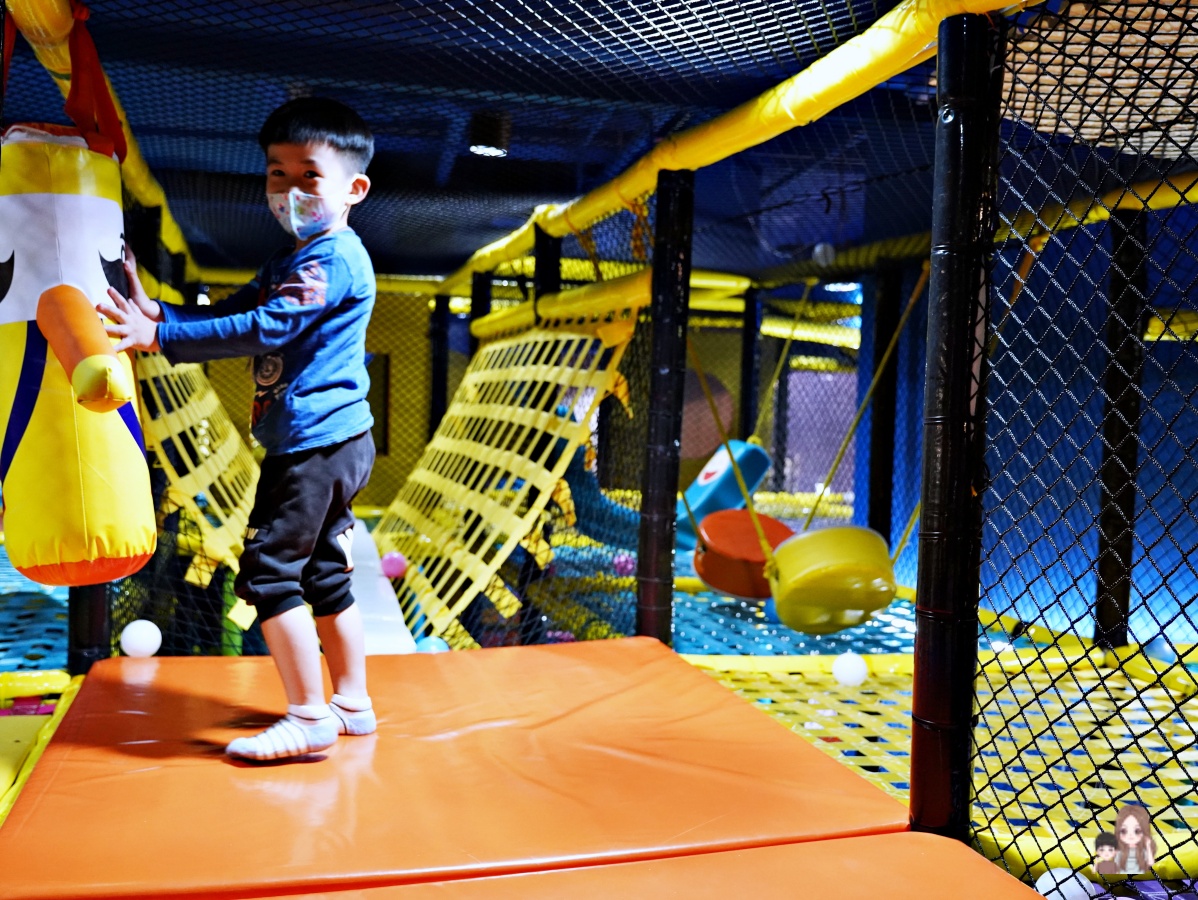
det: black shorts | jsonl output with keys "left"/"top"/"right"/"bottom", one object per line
{"left": 234, "top": 431, "right": 375, "bottom": 621}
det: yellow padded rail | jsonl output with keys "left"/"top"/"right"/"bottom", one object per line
{"left": 0, "top": 675, "right": 81, "bottom": 829}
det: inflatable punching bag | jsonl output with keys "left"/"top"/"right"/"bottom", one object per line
{"left": 0, "top": 123, "right": 155, "bottom": 584}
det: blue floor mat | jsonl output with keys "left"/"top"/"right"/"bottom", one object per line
{"left": 0, "top": 545, "right": 69, "bottom": 672}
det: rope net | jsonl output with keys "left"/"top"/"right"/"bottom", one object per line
{"left": 106, "top": 350, "right": 258, "bottom": 656}
{"left": 971, "top": 0, "right": 1198, "bottom": 889}
{"left": 373, "top": 273, "right": 641, "bottom": 649}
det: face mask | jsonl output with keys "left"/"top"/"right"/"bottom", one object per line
{"left": 266, "top": 188, "right": 340, "bottom": 240}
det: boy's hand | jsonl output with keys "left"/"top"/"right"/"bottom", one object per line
{"left": 99, "top": 289, "right": 161, "bottom": 353}
{"left": 121, "top": 247, "right": 164, "bottom": 322}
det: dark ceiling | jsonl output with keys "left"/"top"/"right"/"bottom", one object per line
{"left": 4, "top": 0, "right": 947, "bottom": 277}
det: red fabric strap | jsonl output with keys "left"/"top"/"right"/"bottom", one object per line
{"left": 2, "top": 9, "right": 15, "bottom": 96}
{"left": 63, "top": 1, "right": 127, "bottom": 162}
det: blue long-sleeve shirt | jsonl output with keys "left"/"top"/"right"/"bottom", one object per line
{"left": 158, "top": 229, "right": 375, "bottom": 456}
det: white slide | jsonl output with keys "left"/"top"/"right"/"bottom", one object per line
{"left": 349, "top": 519, "right": 417, "bottom": 655}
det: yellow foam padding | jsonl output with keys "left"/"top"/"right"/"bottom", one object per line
{"left": 0, "top": 325, "right": 156, "bottom": 585}
{"left": 0, "top": 718, "right": 47, "bottom": 805}
{"left": 440, "top": 0, "right": 1043, "bottom": 292}
{"left": 0, "top": 675, "right": 81, "bottom": 829}
{"left": 0, "top": 670, "right": 70, "bottom": 702}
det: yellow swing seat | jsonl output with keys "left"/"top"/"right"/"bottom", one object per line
{"left": 769, "top": 525, "right": 896, "bottom": 634}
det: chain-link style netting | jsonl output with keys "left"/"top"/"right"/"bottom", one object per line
{"left": 972, "top": 0, "right": 1198, "bottom": 890}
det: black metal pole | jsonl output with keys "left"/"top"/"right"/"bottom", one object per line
{"left": 1094, "top": 211, "right": 1148, "bottom": 649}
{"left": 910, "top": 13, "right": 1006, "bottom": 842}
{"left": 596, "top": 397, "right": 615, "bottom": 490}
{"left": 513, "top": 228, "right": 563, "bottom": 643}
{"left": 868, "top": 264, "right": 902, "bottom": 540}
{"left": 428, "top": 294, "right": 450, "bottom": 440}
{"left": 68, "top": 584, "right": 110, "bottom": 675}
{"left": 636, "top": 169, "right": 694, "bottom": 644}
{"left": 773, "top": 357, "right": 789, "bottom": 491}
{"left": 739, "top": 288, "right": 763, "bottom": 440}
{"left": 469, "top": 271, "right": 492, "bottom": 359}
{"left": 534, "top": 225, "right": 561, "bottom": 301}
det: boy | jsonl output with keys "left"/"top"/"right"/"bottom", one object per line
{"left": 101, "top": 97, "right": 378, "bottom": 762}
{"left": 1094, "top": 832, "right": 1120, "bottom": 875}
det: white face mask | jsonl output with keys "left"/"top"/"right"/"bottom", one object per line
{"left": 266, "top": 187, "right": 340, "bottom": 239}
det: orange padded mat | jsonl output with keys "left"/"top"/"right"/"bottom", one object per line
{"left": 272, "top": 833, "right": 1040, "bottom": 899}
{"left": 0, "top": 637, "right": 907, "bottom": 899}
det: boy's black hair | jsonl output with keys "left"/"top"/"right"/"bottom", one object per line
{"left": 1095, "top": 833, "right": 1118, "bottom": 849}
{"left": 258, "top": 97, "right": 374, "bottom": 173}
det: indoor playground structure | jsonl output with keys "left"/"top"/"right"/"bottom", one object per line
{"left": 1, "top": 0, "right": 1197, "bottom": 898}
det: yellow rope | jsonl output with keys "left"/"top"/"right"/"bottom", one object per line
{"left": 891, "top": 502, "right": 920, "bottom": 565}
{"left": 686, "top": 337, "right": 777, "bottom": 574}
{"left": 680, "top": 490, "right": 704, "bottom": 549}
{"left": 750, "top": 279, "right": 815, "bottom": 444}
{"left": 804, "top": 261, "right": 931, "bottom": 531}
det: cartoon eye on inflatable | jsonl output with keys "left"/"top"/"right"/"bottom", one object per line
{"left": 0, "top": 125, "right": 155, "bottom": 585}
{"left": 0, "top": 252, "right": 13, "bottom": 304}
{"left": 100, "top": 242, "right": 129, "bottom": 298}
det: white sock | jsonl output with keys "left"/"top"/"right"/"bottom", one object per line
{"left": 330, "top": 693, "right": 376, "bottom": 736}
{"left": 226, "top": 704, "right": 338, "bottom": 760}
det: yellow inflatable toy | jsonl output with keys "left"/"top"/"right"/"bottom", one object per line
{"left": 0, "top": 122, "right": 155, "bottom": 585}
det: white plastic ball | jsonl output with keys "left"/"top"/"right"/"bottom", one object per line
{"left": 812, "top": 242, "right": 836, "bottom": 267}
{"left": 831, "top": 651, "right": 868, "bottom": 687}
{"left": 119, "top": 619, "right": 162, "bottom": 658}
{"left": 1033, "top": 868, "right": 1097, "bottom": 900}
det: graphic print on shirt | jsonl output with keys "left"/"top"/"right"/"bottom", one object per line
{"left": 249, "top": 259, "right": 329, "bottom": 428}
{"left": 251, "top": 352, "right": 287, "bottom": 428}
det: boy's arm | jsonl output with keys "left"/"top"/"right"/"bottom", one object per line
{"left": 156, "top": 257, "right": 346, "bottom": 364}
{"left": 158, "top": 279, "right": 261, "bottom": 325}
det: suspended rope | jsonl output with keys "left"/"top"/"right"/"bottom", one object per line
{"left": 750, "top": 279, "right": 815, "bottom": 444}
{"left": 803, "top": 261, "right": 931, "bottom": 531}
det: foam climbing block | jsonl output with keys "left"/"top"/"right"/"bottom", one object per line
{"left": 0, "top": 637, "right": 907, "bottom": 899}
{"left": 268, "top": 832, "right": 1042, "bottom": 899}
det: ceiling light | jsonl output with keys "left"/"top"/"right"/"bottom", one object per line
{"left": 469, "top": 110, "right": 511, "bottom": 158}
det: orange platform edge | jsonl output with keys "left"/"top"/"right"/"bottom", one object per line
{"left": 272, "top": 832, "right": 1041, "bottom": 899}
{"left": 0, "top": 637, "right": 909, "bottom": 899}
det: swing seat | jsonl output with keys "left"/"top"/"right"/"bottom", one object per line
{"left": 769, "top": 526, "right": 896, "bottom": 634}
{"left": 693, "top": 509, "right": 795, "bottom": 599}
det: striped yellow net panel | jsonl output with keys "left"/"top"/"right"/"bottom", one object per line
{"left": 373, "top": 276, "right": 645, "bottom": 650}
{"left": 137, "top": 352, "right": 257, "bottom": 586}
